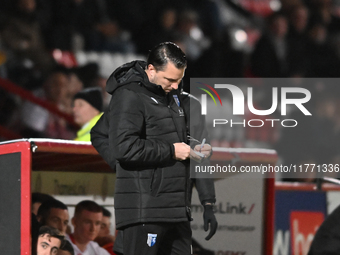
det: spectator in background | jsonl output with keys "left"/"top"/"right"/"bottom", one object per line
{"left": 176, "top": 9, "right": 210, "bottom": 61}
{"left": 42, "top": 0, "right": 105, "bottom": 51}
{"left": 251, "top": 12, "right": 290, "bottom": 77}
{"left": 1, "top": 0, "right": 54, "bottom": 85}
{"left": 288, "top": 4, "right": 309, "bottom": 36}
{"left": 92, "top": 19, "right": 136, "bottom": 53}
{"left": 137, "top": 7, "right": 178, "bottom": 54}
{"left": 20, "top": 68, "right": 81, "bottom": 139}
{"left": 62, "top": 70, "right": 84, "bottom": 114}
{"left": 40, "top": 70, "right": 76, "bottom": 139}
{"left": 31, "top": 192, "right": 55, "bottom": 255}
{"left": 94, "top": 207, "right": 116, "bottom": 255}
{"left": 79, "top": 0, "right": 135, "bottom": 53}
{"left": 36, "top": 226, "right": 65, "bottom": 255}
{"left": 305, "top": 20, "right": 340, "bottom": 77}
{"left": 44, "top": 0, "right": 135, "bottom": 53}
{"left": 287, "top": 4, "right": 310, "bottom": 76}
{"left": 40, "top": 0, "right": 77, "bottom": 51}
{"left": 67, "top": 200, "right": 109, "bottom": 255}
{"left": 157, "top": 8, "right": 178, "bottom": 42}
{"left": 32, "top": 212, "right": 41, "bottom": 255}
{"left": 72, "top": 87, "right": 103, "bottom": 141}
{"left": 308, "top": 0, "right": 340, "bottom": 34}
{"left": 76, "top": 63, "right": 100, "bottom": 89}
{"left": 74, "top": 63, "right": 111, "bottom": 109}
{"left": 32, "top": 192, "right": 54, "bottom": 216}
{"left": 37, "top": 199, "right": 70, "bottom": 235}
{"left": 187, "top": 29, "right": 244, "bottom": 86}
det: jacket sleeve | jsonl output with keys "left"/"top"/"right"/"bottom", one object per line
{"left": 90, "top": 112, "right": 117, "bottom": 170}
{"left": 192, "top": 177, "right": 216, "bottom": 205}
{"left": 109, "top": 89, "right": 175, "bottom": 168}
{"left": 185, "top": 94, "right": 216, "bottom": 204}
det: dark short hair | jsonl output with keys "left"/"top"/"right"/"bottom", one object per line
{"left": 37, "top": 199, "right": 68, "bottom": 225}
{"left": 39, "top": 225, "right": 65, "bottom": 242}
{"left": 32, "top": 192, "right": 54, "bottom": 205}
{"left": 147, "top": 42, "right": 187, "bottom": 71}
{"left": 102, "top": 206, "right": 111, "bottom": 218}
{"left": 60, "top": 240, "right": 74, "bottom": 255}
{"left": 74, "top": 200, "right": 103, "bottom": 216}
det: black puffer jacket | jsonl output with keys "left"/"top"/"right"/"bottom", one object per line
{"left": 308, "top": 204, "right": 340, "bottom": 255}
{"left": 92, "top": 60, "right": 192, "bottom": 229}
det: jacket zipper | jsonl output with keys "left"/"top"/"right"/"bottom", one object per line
{"left": 168, "top": 102, "right": 192, "bottom": 221}
{"left": 150, "top": 169, "right": 156, "bottom": 191}
{"left": 185, "top": 163, "right": 193, "bottom": 221}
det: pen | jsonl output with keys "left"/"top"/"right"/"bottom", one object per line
{"left": 200, "top": 138, "right": 206, "bottom": 152}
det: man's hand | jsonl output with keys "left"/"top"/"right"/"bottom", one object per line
{"left": 173, "top": 143, "right": 190, "bottom": 160}
{"left": 194, "top": 144, "right": 212, "bottom": 158}
{"left": 203, "top": 204, "right": 218, "bottom": 240}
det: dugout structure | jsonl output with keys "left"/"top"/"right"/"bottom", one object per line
{"left": 0, "top": 138, "right": 276, "bottom": 255}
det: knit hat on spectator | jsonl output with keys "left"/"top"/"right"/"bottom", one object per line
{"left": 73, "top": 87, "right": 103, "bottom": 112}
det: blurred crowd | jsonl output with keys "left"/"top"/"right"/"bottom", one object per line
{"left": 1, "top": 0, "right": 340, "bottom": 181}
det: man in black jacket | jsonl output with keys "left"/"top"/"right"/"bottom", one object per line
{"left": 308, "top": 204, "right": 340, "bottom": 255}
{"left": 91, "top": 42, "right": 216, "bottom": 255}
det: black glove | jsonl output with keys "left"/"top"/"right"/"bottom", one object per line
{"left": 203, "top": 204, "right": 218, "bottom": 240}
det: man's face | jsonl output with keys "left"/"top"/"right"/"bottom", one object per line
{"left": 45, "top": 72, "right": 68, "bottom": 104}
{"left": 97, "top": 216, "right": 111, "bottom": 238}
{"left": 37, "top": 234, "right": 61, "bottom": 255}
{"left": 271, "top": 16, "right": 288, "bottom": 38}
{"left": 72, "top": 99, "right": 99, "bottom": 126}
{"left": 148, "top": 62, "right": 185, "bottom": 93}
{"left": 45, "top": 208, "right": 69, "bottom": 235}
{"left": 72, "top": 210, "right": 102, "bottom": 242}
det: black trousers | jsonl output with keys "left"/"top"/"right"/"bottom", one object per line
{"left": 114, "top": 222, "right": 192, "bottom": 255}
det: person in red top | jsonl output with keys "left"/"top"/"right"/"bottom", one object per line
{"left": 94, "top": 207, "right": 116, "bottom": 255}
{"left": 67, "top": 200, "right": 110, "bottom": 255}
